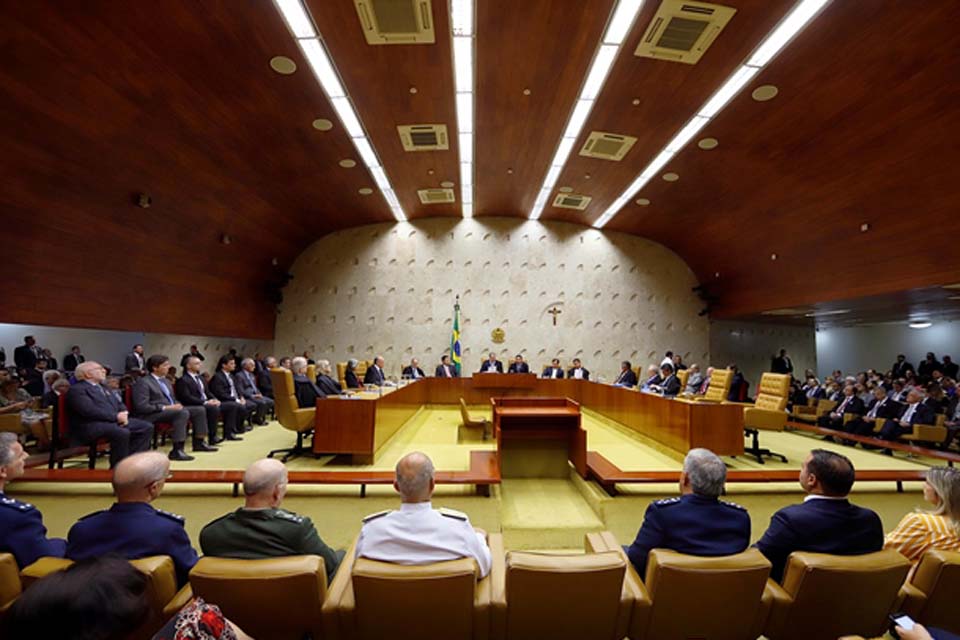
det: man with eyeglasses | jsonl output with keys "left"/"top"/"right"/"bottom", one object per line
{"left": 66, "top": 451, "right": 198, "bottom": 586}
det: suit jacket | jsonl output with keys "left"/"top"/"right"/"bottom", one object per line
{"left": 480, "top": 360, "right": 503, "bottom": 373}
{"left": 293, "top": 374, "right": 323, "bottom": 408}
{"left": 132, "top": 375, "right": 177, "bottom": 416}
{"left": 507, "top": 362, "right": 530, "bottom": 374}
{"left": 615, "top": 369, "right": 638, "bottom": 387}
{"left": 174, "top": 373, "right": 211, "bottom": 406}
{"left": 567, "top": 367, "right": 590, "bottom": 381}
{"left": 124, "top": 352, "right": 145, "bottom": 373}
{"left": 234, "top": 370, "right": 262, "bottom": 400}
{"left": 45, "top": 357, "right": 58, "bottom": 371}
{"left": 771, "top": 356, "right": 793, "bottom": 375}
{"left": 209, "top": 371, "right": 240, "bottom": 402}
{"left": 944, "top": 362, "right": 959, "bottom": 379}
{"left": 891, "top": 361, "right": 914, "bottom": 378}
{"left": 344, "top": 370, "right": 361, "bottom": 389}
{"left": 756, "top": 497, "right": 883, "bottom": 582}
{"left": 832, "top": 395, "right": 866, "bottom": 417}
{"left": 363, "top": 365, "right": 385, "bottom": 385}
{"left": 256, "top": 367, "right": 274, "bottom": 398}
{"left": 541, "top": 366, "right": 564, "bottom": 379}
{"left": 659, "top": 374, "right": 681, "bottom": 396}
{"left": 685, "top": 373, "right": 703, "bottom": 395}
{"left": 13, "top": 345, "right": 38, "bottom": 371}
{"left": 401, "top": 366, "right": 425, "bottom": 379}
{"left": 66, "top": 381, "right": 124, "bottom": 434}
{"left": 897, "top": 401, "right": 936, "bottom": 427}
{"left": 41, "top": 390, "right": 60, "bottom": 409}
{"left": 22, "top": 369, "right": 44, "bottom": 397}
{"left": 63, "top": 353, "right": 85, "bottom": 371}
{"left": 435, "top": 364, "right": 459, "bottom": 378}
{"left": 864, "top": 397, "right": 903, "bottom": 421}
{"left": 316, "top": 374, "right": 342, "bottom": 396}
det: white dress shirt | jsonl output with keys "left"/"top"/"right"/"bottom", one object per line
{"left": 571, "top": 368, "right": 584, "bottom": 380}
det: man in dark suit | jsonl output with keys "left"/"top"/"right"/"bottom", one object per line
{"left": 626, "top": 448, "right": 750, "bottom": 578}
{"left": 292, "top": 357, "right": 324, "bottom": 408}
{"left": 401, "top": 358, "right": 425, "bottom": 380}
{"left": 315, "top": 360, "right": 342, "bottom": 395}
{"left": 648, "top": 363, "right": 681, "bottom": 396}
{"left": 567, "top": 358, "right": 589, "bottom": 380}
{"left": 175, "top": 355, "right": 234, "bottom": 444}
{"left": 479, "top": 353, "right": 503, "bottom": 373}
{"left": 22, "top": 359, "right": 47, "bottom": 397}
{"left": 235, "top": 358, "right": 273, "bottom": 425}
{"left": 13, "top": 336, "right": 41, "bottom": 373}
{"left": 435, "top": 355, "right": 458, "bottom": 378}
{"left": 891, "top": 354, "right": 914, "bottom": 379}
{"left": 208, "top": 356, "right": 250, "bottom": 439}
{"left": 614, "top": 361, "right": 638, "bottom": 387}
{"left": 918, "top": 353, "right": 942, "bottom": 383}
{"left": 363, "top": 356, "right": 386, "bottom": 386}
{"left": 257, "top": 356, "right": 277, "bottom": 399}
{"left": 879, "top": 389, "right": 935, "bottom": 441}
{"left": 542, "top": 358, "right": 564, "bottom": 379}
{"left": 771, "top": 349, "right": 793, "bottom": 375}
{"left": 817, "top": 385, "right": 865, "bottom": 430}
{"left": 846, "top": 386, "right": 903, "bottom": 438}
{"left": 942, "top": 355, "right": 959, "bottom": 380}
{"left": 124, "top": 344, "right": 146, "bottom": 376}
{"left": 507, "top": 354, "right": 529, "bottom": 374}
{"left": 179, "top": 345, "right": 204, "bottom": 368}
{"left": 756, "top": 449, "right": 883, "bottom": 582}
{"left": 66, "top": 362, "right": 153, "bottom": 468}
{"left": 41, "top": 349, "right": 58, "bottom": 371}
{"left": 63, "top": 345, "right": 85, "bottom": 372}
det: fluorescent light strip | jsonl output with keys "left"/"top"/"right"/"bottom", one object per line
{"left": 451, "top": 0, "right": 476, "bottom": 218}
{"left": 271, "top": 0, "right": 406, "bottom": 221}
{"left": 528, "top": 0, "right": 646, "bottom": 220}
{"left": 595, "top": 0, "right": 830, "bottom": 228}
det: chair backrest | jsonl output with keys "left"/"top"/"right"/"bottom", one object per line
{"left": 189, "top": 555, "right": 327, "bottom": 640}
{"left": 643, "top": 549, "right": 771, "bottom": 640}
{"left": 909, "top": 548, "right": 960, "bottom": 630}
{"left": 350, "top": 557, "right": 479, "bottom": 639}
{"left": 0, "top": 553, "right": 20, "bottom": 613}
{"left": 268, "top": 367, "right": 312, "bottom": 432}
{"left": 775, "top": 549, "right": 911, "bottom": 640}
{"left": 56, "top": 392, "right": 70, "bottom": 439}
{"left": 816, "top": 398, "right": 837, "bottom": 417}
{"left": 129, "top": 556, "right": 180, "bottom": 640}
{"left": 703, "top": 369, "right": 732, "bottom": 402}
{"left": 754, "top": 373, "right": 791, "bottom": 411}
{"left": 460, "top": 398, "right": 474, "bottom": 424}
{"left": 502, "top": 550, "right": 625, "bottom": 640}
{"left": 336, "top": 361, "right": 348, "bottom": 388}
{"left": 124, "top": 385, "right": 133, "bottom": 411}
{"left": 355, "top": 360, "right": 370, "bottom": 381}
{"left": 307, "top": 364, "right": 316, "bottom": 381}
{"left": 677, "top": 369, "right": 690, "bottom": 390}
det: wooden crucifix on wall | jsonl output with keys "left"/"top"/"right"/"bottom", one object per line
{"left": 548, "top": 306, "right": 562, "bottom": 326}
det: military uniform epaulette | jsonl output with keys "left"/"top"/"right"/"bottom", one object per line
{"left": 0, "top": 496, "right": 33, "bottom": 512}
{"left": 439, "top": 507, "right": 467, "bottom": 521}
{"left": 274, "top": 509, "right": 305, "bottom": 524}
{"left": 156, "top": 509, "right": 185, "bottom": 523}
{"left": 720, "top": 500, "right": 747, "bottom": 511}
{"left": 652, "top": 497, "right": 681, "bottom": 507}
{"left": 362, "top": 510, "right": 392, "bottom": 523}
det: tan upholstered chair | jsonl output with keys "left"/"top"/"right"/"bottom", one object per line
{"left": 460, "top": 398, "right": 490, "bottom": 442}
{"left": 0, "top": 553, "right": 20, "bottom": 615}
{"left": 763, "top": 550, "right": 911, "bottom": 640}
{"left": 491, "top": 541, "right": 632, "bottom": 640}
{"left": 268, "top": 367, "right": 315, "bottom": 462}
{"left": 900, "top": 549, "right": 960, "bottom": 631}
{"left": 355, "top": 360, "right": 370, "bottom": 382}
{"left": 788, "top": 396, "right": 818, "bottom": 422}
{"left": 693, "top": 368, "right": 732, "bottom": 402}
{"left": 737, "top": 372, "right": 791, "bottom": 464}
{"left": 307, "top": 363, "right": 317, "bottom": 381}
{"left": 336, "top": 361, "right": 348, "bottom": 389}
{"left": 189, "top": 555, "right": 327, "bottom": 640}
{"left": 900, "top": 414, "right": 948, "bottom": 445}
{"left": 676, "top": 369, "right": 689, "bottom": 392}
{"left": 323, "top": 533, "right": 504, "bottom": 640}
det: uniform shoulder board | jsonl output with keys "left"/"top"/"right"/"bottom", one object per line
{"left": 157, "top": 509, "right": 185, "bottom": 523}
{"left": 362, "top": 510, "right": 392, "bottom": 523}
{"left": 275, "top": 510, "right": 305, "bottom": 524}
{"left": 439, "top": 507, "right": 468, "bottom": 521}
{"left": 720, "top": 500, "right": 747, "bottom": 511}
{"left": 0, "top": 496, "right": 32, "bottom": 512}
{"left": 652, "top": 497, "right": 681, "bottom": 507}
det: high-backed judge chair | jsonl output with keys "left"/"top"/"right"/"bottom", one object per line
{"left": 0, "top": 553, "right": 20, "bottom": 615}
{"left": 189, "top": 555, "right": 328, "bottom": 640}
{"left": 898, "top": 414, "right": 948, "bottom": 445}
{"left": 736, "top": 372, "right": 791, "bottom": 464}
{"left": 323, "top": 534, "right": 504, "bottom": 640}
{"left": 459, "top": 398, "right": 490, "bottom": 442}
{"left": 676, "top": 368, "right": 690, "bottom": 392}
{"left": 900, "top": 549, "right": 960, "bottom": 631}
{"left": 762, "top": 550, "right": 911, "bottom": 640}
{"left": 268, "top": 367, "right": 315, "bottom": 462}
{"left": 307, "top": 363, "right": 316, "bottom": 381}
{"left": 692, "top": 368, "right": 732, "bottom": 402}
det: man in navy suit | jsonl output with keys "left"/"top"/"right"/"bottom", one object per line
{"left": 209, "top": 356, "right": 251, "bottom": 437}
{"left": 363, "top": 356, "right": 387, "bottom": 385}
{"left": 614, "top": 361, "right": 638, "bottom": 387}
{"left": 625, "top": 448, "right": 750, "bottom": 579}
{"left": 507, "top": 354, "right": 529, "bottom": 374}
{"left": 846, "top": 386, "right": 903, "bottom": 438}
{"left": 435, "top": 355, "right": 459, "bottom": 378}
{"left": 647, "top": 363, "right": 681, "bottom": 396}
{"left": 66, "top": 362, "right": 153, "bottom": 468}
{"left": 401, "top": 358, "right": 425, "bottom": 380}
{"left": 818, "top": 384, "right": 866, "bottom": 431}
{"left": 756, "top": 449, "right": 883, "bottom": 582}
{"left": 542, "top": 358, "right": 565, "bottom": 379}
{"left": 175, "top": 355, "right": 233, "bottom": 445}
{"left": 879, "top": 388, "right": 935, "bottom": 442}
{"left": 479, "top": 353, "right": 503, "bottom": 373}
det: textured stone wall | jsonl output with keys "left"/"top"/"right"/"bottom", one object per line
{"left": 275, "top": 218, "right": 709, "bottom": 381}
{"left": 709, "top": 319, "right": 817, "bottom": 390}
{"left": 144, "top": 334, "right": 275, "bottom": 375}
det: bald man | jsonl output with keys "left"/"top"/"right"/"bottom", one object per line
{"left": 355, "top": 452, "right": 491, "bottom": 577}
{"left": 66, "top": 451, "right": 198, "bottom": 586}
{"left": 200, "top": 459, "right": 344, "bottom": 581}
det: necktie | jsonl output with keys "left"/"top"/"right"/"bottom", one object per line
{"left": 226, "top": 373, "right": 237, "bottom": 398}
{"left": 157, "top": 378, "right": 173, "bottom": 403}
{"left": 248, "top": 371, "right": 258, "bottom": 392}
{"left": 193, "top": 375, "right": 207, "bottom": 401}
{"left": 838, "top": 397, "right": 850, "bottom": 413}
{"left": 903, "top": 404, "right": 917, "bottom": 423}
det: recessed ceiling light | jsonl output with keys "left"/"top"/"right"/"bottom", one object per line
{"left": 271, "top": 257, "right": 279, "bottom": 266}
{"left": 409, "top": 86, "right": 418, "bottom": 94}
{"left": 220, "top": 234, "right": 231, "bottom": 245}
{"left": 909, "top": 321, "right": 932, "bottom": 329}
{"left": 427, "top": 169, "right": 435, "bottom": 175}
{"left": 338, "top": 159, "right": 356, "bottom": 168}
{"left": 269, "top": 56, "right": 297, "bottom": 75}
{"left": 662, "top": 172, "right": 679, "bottom": 182}
{"left": 751, "top": 84, "right": 779, "bottom": 101}
{"left": 312, "top": 118, "right": 333, "bottom": 131}
{"left": 440, "top": 181, "right": 455, "bottom": 188}
{"left": 860, "top": 222, "right": 870, "bottom": 232}
{"left": 522, "top": 88, "right": 531, "bottom": 96}
{"left": 558, "top": 186, "right": 573, "bottom": 193}
{"left": 770, "top": 253, "right": 778, "bottom": 260}
{"left": 632, "top": 98, "right": 640, "bottom": 105}
{"left": 636, "top": 198, "right": 650, "bottom": 206}
{"left": 698, "top": 137, "right": 719, "bottom": 150}
{"left": 358, "top": 187, "right": 373, "bottom": 195}
{"left": 507, "top": 168, "right": 514, "bottom": 175}
{"left": 584, "top": 174, "right": 592, "bottom": 180}
{"left": 714, "top": 272, "right": 720, "bottom": 278}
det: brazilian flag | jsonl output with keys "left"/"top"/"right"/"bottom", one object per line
{"left": 451, "top": 297, "right": 462, "bottom": 375}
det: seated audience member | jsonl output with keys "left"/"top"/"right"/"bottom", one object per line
{"left": 614, "top": 361, "right": 638, "bottom": 388}
{"left": 179, "top": 344, "right": 205, "bottom": 369}
{"left": 507, "top": 354, "right": 529, "bottom": 374}
{"left": 918, "top": 352, "right": 942, "bottom": 383}
{"left": 67, "top": 451, "right": 198, "bottom": 586}
{"left": 257, "top": 355, "right": 277, "bottom": 399}
{"left": 402, "top": 358, "right": 425, "bottom": 380}
{"left": 42, "top": 377, "right": 71, "bottom": 409}
{"left": 41, "top": 369, "right": 60, "bottom": 395}
{"left": 164, "top": 365, "right": 178, "bottom": 387}
{"left": 356, "top": 451, "right": 492, "bottom": 577}
{"left": 727, "top": 364, "right": 746, "bottom": 401}
{"left": 756, "top": 449, "right": 883, "bottom": 582}
{"left": 479, "top": 352, "right": 503, "bottom": 373}
{"left": 67, "top": 362, "right": 153, "bottom": 467}
{"left": 435, "top": 354, "right": 458, "bottom": 378}
{"left": 40, "top": 349, "right": 57, "bottom": 371}
{"left": 104, "top": 375, "right": 125, "bottom": 404}
{"left": 892, "top": 354, "right": 914, "bottom": 378}
{"left": 200, "top": 459, "right": 345, "bottom": 582}
{"left": 235, "top": 358, "right": 274, "bottom": 426}
{"left": 625, "top": 448, "right": 750, "bottom": 578}
{"left": 3, "top": 554, "right": 250, "bottom": 640}
{"left": 292, "top": 357, "right": 324, "bottom": 408}
{"left": 846, "top": 385, "right": 903, "bottom": 438}
{"left": 567, "top": 358, "right": 589, "bottom": 380}
{"left": 131, "top": 355, "right": 201, "bottom": 461}
{"left": 885, "top": 467, "right": 960, "bottom": 564}
{"left": 210, "top": 356, "right": 253, "bottom": 433}
{"left": 825, "top": 381, "right": 843, "bottom": 402}
{"left": 639, "top": 364, "right": 660, "bottom": 391}
{"left": 22, "top": 359, "right": 47, "bottom": 397}
{"left": 124, "top": 343, "right": 146, "bottom": 376}
{"left": 0, "top": 432, "right": 66, "bottom": 567}
{"left": 694, "top": 366, "right": 713, "bottom": 394}
{"left": 63, "top": 345, "right": 85, "bottom": 373}
{"left": 684, "top": 364, "right": 703, "bottom": 395}
{"left": 925, "top": 383, "right": 949, "bottom": 415}
{"left": 315, "top": 359, "right": 343, "bottom": 395}
{"left": 344, "top": 358, "right": 362, "bottom": 388}
{"left": 0, "top": 378, "right": 49, "bottom": 447}
{"left": 363, "top": 355, "right": 386, "bottom": 385}
{"left": 278, "top": 356, "right": 293, "bottom": 370}
{"left": 542, "top": 358, "right": 564, "bottom": 379}
{"left": 176, "top": 355, "right": 235, "bottom": 444}
{"left": 802, "top": 377, "right": 825, "bottom": 401}
{"left": 818, "top": 384, "right": 865, "bottom": 432}
{"left": 648, "top": 363, "right": 681, "bottom": 396}
{"left": 879, "top": 388, "right": 935, "bottom": 442}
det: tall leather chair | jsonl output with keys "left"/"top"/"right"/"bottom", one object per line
{"left": 738, "top": 372, "right": 791, "bottom": 464}
{"left": 694, "top": 368, "right": 732, "bottom": 402}
{"left": 763, "top": 549, "right": 911, "bottom": 640}
{"left": 460, "top": 398, "right": 490, "bottom": 441}
{"left": 900, "top": 549, "right": 960, "bottom": 632}
{"left": 0, "top": 553, "right": 20, "bottom": 615}
{"left": 268, "top": 367, "right": 315, "bottom": 462}
{"left": 189, "top": 555, "right": 327, "bottom": 640}
{"left": 307, "top": 364, "right": 317, "bottom": 381}
{"left": 336, "top": 361, "right": 348, "bottom": 389}
{"left": 676, "top": 369, "right": 689, "bottom": 392}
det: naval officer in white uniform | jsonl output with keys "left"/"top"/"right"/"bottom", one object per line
{"left": 355, "top": 451, "right": 492, "bottom": 577}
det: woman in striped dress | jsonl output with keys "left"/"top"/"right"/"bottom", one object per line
{"left": 885, "top": 467, "right": 960, "bottom": 563}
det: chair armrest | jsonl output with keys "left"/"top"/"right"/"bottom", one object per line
{"left": 20, "top": 557, "right": 73, "bottom": 588}
{"left": 911, "top": 424, "right": 947, "bottom": 442}
{"left": 898, "top": 582, "right": 927, "bottom": 618}
{"left": 723, "top": 401, "right": 754, "bottom": 407}
{"left": 762, "top": 579, "right": 794, "bottom": 639}
{"left": 599, "top": 531, "right": 651, "bottom": 640}
{"left": 482, "top": 533, "right": 504, "bottom": 640}
{"left": 744, "top": 408, "right": 788, "bottom": 431}
{"left": 162, "top": 584, "right": 194, "bottom": 618}
{"left": 585, "top": 532, "right": 609, "bottom": 553}
{"left": 322, "top": 535, "right": 359, "bottom": 640}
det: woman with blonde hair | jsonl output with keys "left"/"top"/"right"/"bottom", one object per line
{"left": 885, "top": 467, "right": 960, "bottom": 563}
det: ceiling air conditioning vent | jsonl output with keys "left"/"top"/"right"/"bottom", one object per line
{"left": 634, "top": 0, "right": 736, "bottom": 65}
{"left": 579, "top": 131, "right": 637, "bottom": 161}
{"left": 398, "top": 124, "right": 449, "bottom": 151}
{"left": 552, "top": 194, "right": 592, "bottom": 211}
{"left": 417, "top": 188, "right": 455, "bottom": 204}
{"left": 354, "top": 0, "right": 435, "bottom": 45}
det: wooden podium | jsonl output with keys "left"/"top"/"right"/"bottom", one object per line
{"left": 491, "top": 397, "right": 586, "bottom": 478}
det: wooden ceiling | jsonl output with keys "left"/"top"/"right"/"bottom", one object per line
{"left": 1, "top": 0, "right": 959, "bottom": 339}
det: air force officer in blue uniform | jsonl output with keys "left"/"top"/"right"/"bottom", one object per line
{"left": 625, "top": 448, "right": 750, "bottom": 578}
{"left": 66, "top": 451, "right": 198, "bottom": 586}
